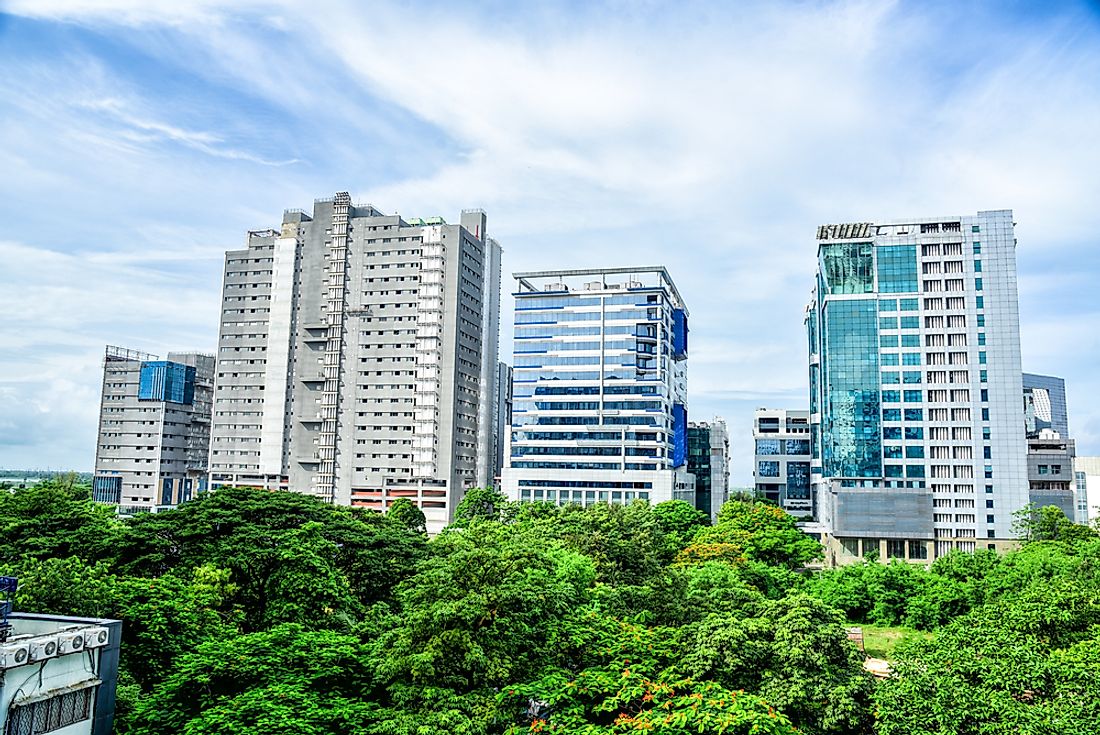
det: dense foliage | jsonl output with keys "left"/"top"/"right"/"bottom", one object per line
{"left": 3, "top": 480, "right": 1098, "bottom": 734}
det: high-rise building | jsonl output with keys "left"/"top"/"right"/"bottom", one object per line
{"left": 688, "top": 418, "right": 730, "bottom": 519}
{"left": 1023, "top": 373, "right": 1069, "bottom": 439}
{"left": 492, "top": 362, "right": 513, "bottom": 487}
{"left": 208, "top": 193, "right": 502, "bottom": 533}
{"left": 93, "top": 345, "right": 214, "bottom": 515}
{"left": 807, "top": 211, "right": 1028, "bottom": 564}
{"left": 752, "top": 409, "right": 812, "bottom": 520}
{"left": 500, "top": 267, "right": 694, "bottom": 507}
{"left": 1073, "top": 456, "right": 1100, "bottom": 525}
{"left": 1020, "top": 372, "right": 1076, "bottom": 519}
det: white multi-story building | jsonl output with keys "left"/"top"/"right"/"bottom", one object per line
{"left": 92, "top": 345, "right": 214, "bottom": 515}
{"left": 752, "top": 409, "right": 812, "bottom": 520}
{"left": 807, "top": 211, "right": 1028, "bottom": 564}
{"left": 1074, "top": 457, "right": 1100, "bottom": 525}
{"left": 500, "top": 267, "right": 694, "bottom": 506}
{"left": 208, "top": 193, "right": 502, "bottom": 533}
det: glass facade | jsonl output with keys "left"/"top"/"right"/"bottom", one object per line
{"left": 820, "top": 299, "right": 881, "bottom": 477}
{"left": 876, "top": 245, "right": 918, "bottom": 293}
{"left": 821, "top": 243, "right": 874, "bottom": 294}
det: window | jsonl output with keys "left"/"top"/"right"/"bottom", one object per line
{"left": 6, "top": 686, "right": 96, "bottom": 735}
{"left": 903, "top": 390, "right": 923, "bottom": 402}
{"left": 883, "top": 390, "right": 901, "bottom": 403}
{"left": 979, "top": 351, "right": 988, "bottom": 365}
{"left": 903, "top": 353, "right": 921, "bottom": 365}
{"left": 900, "top": 298, "right": 919, "bottom": 311}
{"left": 974, "top": 260, "right": 982, "bottom": 273}
{"left": 879, "top": 299, "right": 898, "bottom": 312}
{"left": 976, "top": 296, "right": 984, "bottom": 309}
{"left": 905, "top": 445, "right": 925, "bottom": 458}
{"left": 882, "top": 372, "right": 900, "bottom": 384}
{"left": 984, "top": 446, "right": 992, "bottom": 459}
{"left": 901, "top": 316, "right": 920, "bottom": 329}
{"left": 907, "top": 465, "right": 926, "bottom": 478}
{"left": 885, "top": 445, "right": 903, "bottom": 458}
{"left": 981, "top": 408, "right": 990, "bottom": 421}
{"left": 904, "top": 408, "right": 923, "bottom": 421}
{"left": 903, "top": 371, "right": 922, "bottom": 384}
{"left": 905, "top": 427, "right": 924, "bottom": 440}
{"left": 880, "top": 316, "right": 898, "bottom": 330}
{"left": 880, "top": 334, "right": 899, "bottom": 348}
{"left": 973, "top": 242, "right": 982, "bottom": 254}
{"left": 758, "top": 461, "right": 780, "bottom": 477}
{"left": 972, "top": 225, "right": 980, "bottom": 233}
{"left": 883, "top": 409, "right": 902, "bottom": 421}
{"left": 977, "top": 315, "right": 986, "bottom": 327}
{"left": 883, "top": 427, "right": 902, "bottom": 440}
{"left": 902, "top": 334, "right": 920, "bottom": 347}
{"left": 1038, "top": 465, "right": 1049, "bottom": 475}
{"left": 978, "top": 333, "right": 986, "bottom": 346}
{"left": 881, "top": 353, "right": 900, "bottom": 366}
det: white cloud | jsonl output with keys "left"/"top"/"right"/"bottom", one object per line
{"left": 2, "top": 0, "right": 1100, "bottom": 480}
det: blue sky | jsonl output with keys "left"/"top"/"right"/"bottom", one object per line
{"left": 1, "top": 0, "right": 1099, "bottom": 483}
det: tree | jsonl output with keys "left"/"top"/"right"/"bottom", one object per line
{"left": 689, "top": 501, "right": 822, "bottom": 569}
{"left": 1013, "top": 503, "right": 1096, "bottom": 544}
{"left": 0, "top": 479, "right": 124, "bottom": 565}
{"left": 651, "top": 499, "right": 709, "bottom": 544}
{"left": 452, "top": 486, "right": 511, "bottom": 526}
{"left": 387, "top": 498, "right": 427, "bottom": 535}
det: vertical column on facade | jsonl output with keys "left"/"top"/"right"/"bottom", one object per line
{"left": 315, "top": 192, "right": 351, "bottom": 502}
{"left": 412, "top": 225, "right": 446, "bottom": 479}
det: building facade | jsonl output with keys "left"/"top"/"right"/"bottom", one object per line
{"left": 752, "top": 409, "right": 812, "bottom": 520}
{"left": 1, "top": 584, "right": 122, "bottom": 735}
{"left": 1074, "top": 456, "right": 1100, "bottom": 525}
{"left": 807, "top": 211, "right": 1028, "bottom": 564}
{"left": 1023, "top": 373, "right": 1069, "bottom": 439}
{"left": 92, "top": 345, "right": 214, "bottom": 515}
{"left": 688, "top": 418, "right": 730, "bottom": 519}
{"left": 500, "top": 267, "right": 694, "bottom": 507}
{"left": 208, "top": 193, "right": 501, "bottom": 534}
{"left": 492, "top": 362, "right": 513, "bottom": 487}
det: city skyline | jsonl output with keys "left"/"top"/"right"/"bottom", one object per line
{"left": 2, "top": 1, "right": 1100, "bottom": 484}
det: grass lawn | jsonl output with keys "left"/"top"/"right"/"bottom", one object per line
{"left": 856, "top": 625, "right": 934, "bottom": 661}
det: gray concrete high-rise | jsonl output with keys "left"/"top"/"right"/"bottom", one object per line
{"left": 93, "top": 345, "right": 214, "bottom": 514}
{"left": 208, "top": 193, "right": 502, "bottom": 533}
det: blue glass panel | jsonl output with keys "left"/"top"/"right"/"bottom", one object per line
{"left": 671, "top": 403, "right": 687, "bottom": 467}
{"left": 906, "top": 465, "right": 926, "bottom": 478}
{"left": 784, "top": 439, "right": 810, "bottom": 455}
{"left": 899, "top": 298, "right": 919, "bottom": 311}
{"left": 786, "top": 462, "right": 811, "bottom": 499}
{"left": 905, "top": 446, "right": 925, "bottom": 458}
{"left": 884, "top": 446, "right": 902, "bottom": 458}
{"left": 883, "top": 427, "right": 902, "bottom": 440}
{"left": 903, "top": 390, "right": 923, "bottom": 402}
{"left": 904, "top": 408, "right": 923, "bottom": 421}
{"left": 880, "top": 335, "right": 898, "bottom": 348}
{"left": 758, "top": 461, "right": 780, "bottom": 477}
{"left": 902, "top": 353, "right": 921, "bottom": 365}
{"left": 900, "top": 317, "right": 920, "bottom": 329}
{"left": 884, "top": 465, "right": 903, "bottom": 477}
{"left": 879, "top": 317, "right": 898, "bottom": 330}
{"left": 820, "top": 299, "right": 881, "bottom": 478}
{"left": 905, "top": 427, "right": 924, "bottom": 440}
{"left": 881, "top": 353, "right": 899, "bottom": 366}
{"left": 877, "top": 245, "right": 918, "bottom": 293}
{"left": 882, "top": 390, "right": 901, "bottom": 403}
{"left": 756, "top": 439, "right": 781, "bottom": 455}
{"left": 901, "top": 335, "right": 920, "bottom": 347}
{"left": 822, "top": 242, "right": 875, "bottom": 294}
{"left": 882, "top": 409, "right": 901, "bottom": 421}
{"left": 879, "top": 299, "right": 897, "bottom": 312}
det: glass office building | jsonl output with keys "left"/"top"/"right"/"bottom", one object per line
{"left": 501, "top": 267, "right": 694, "bottom": 506}
{"left": 807, "top": 212, "right": 1028, "bottom": 564}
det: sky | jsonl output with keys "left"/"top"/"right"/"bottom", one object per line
{"left": 1, "top": 0, "right": 1099, "bottom": 484}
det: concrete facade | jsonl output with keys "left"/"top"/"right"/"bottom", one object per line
{"left": 500, "top": 267, "right": 694, "bottom": 507}
{"left": 92, "top": 345, "right": 214, "bottom": 515}
{"left": 807, "top": 211, "right": 1029, "bottom": 565}
{"left": 1, "top": 612, "right": 122, "bottom": 735}
{"left": 752, "top": 409, "right": 812, "bottom": 520}
{"left": 1026, "top": 433, "right": 1076, "bottom": 520}
{"left": 208, "top": 194, "right": 502, "bottom": 533}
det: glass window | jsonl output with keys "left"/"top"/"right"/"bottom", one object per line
{"left": 883, "top": 427, "right": 902, "bottom": 440}
{"left": 900, "top": 298, "right": 919, "bottom": 311}
{"left": 887, "top": 539, "right": 906, "bottom": 558}
{"left": 909, "top": 540, "right": 928, "bottom": 560}
{"left": 975, "top": 278, "right": 983, "bottom": 291}
{"left": 904, "top": 408, "right": 923, "bottom": 421}
{"left": 903, "top": 390, "right": 923, "bottom": 402}
{"left": 1038, "top": 465, "right": 1049, "bottom": 475}
{"left": 785, "top": 439, "right": 810, "bottom": 455}
{"left": 884, "top": 445, "right": 903, "bottom": 458}
{"left": 882, "top": 390, "right": 901, "bottom": 403}
{"left": 885, "top": 465, "right": 903, "bottom": 477}
{"left": 905, "top": 445, "right": 925, "bottom": 458}
{"left": 906, "top": 465, "right": 926, "bottom": 478}
{"left": 980, "top": 389, "right": 989, "bottom": 402}
{"left": 758, "top": 461, "right": 780, "bottom": 477}
{"left": 756, "top": 439, "right": 781, "bottom": 455}
{"left": 983, "top": 446, "right": 992, "bottom": 459}
{"left": 980, "top": 369, "right": 988, "bottom": 382}
{"left": 883, "top": 409, "right": 901, "bottom": 421}
{"left": 902, "top": 353, "right": 921, "bottom": 365}
{"left": 880, "top": 317, "right": 898, "bottom": 330}
{"left": 979, "top": 351, "right": 988, "bottom": 365}
{"left": 978, "top": 333, "right": 986, "bottom": 346}
{"left": 822, "top": 242, "right": 875, "bottom": 294}
{"left": 882, "top": 372, "right": 900, "bottom": 384}
{"left": 905, "top": 427, "right": 924, "bottom": 440}
{"left": 976, "top": 296, "right": 984, "bottom": 309}
{"left": 877, "top": 245, "right": 918, "bottom": 293}
{"left": 974, "top": 260, "right": 982, "bottom": 273}
{"left": 900, "top": 316, "right": 920, "bottom": 329}
{"left": 972, "top": 225, "right": 980, "bottom": 233}
{"left": 973, "top": 242, "right": 981, "bottom": 254}
{"left": 879, "top": 299, "right": 898, "bottom": 312}
{"left": 902, "top": 335, "right": 921, "bottom": 347}
{"left": 880, "top": 334, "right": 899, "bottom": 348}
{"left": 821, "top": 299, "right": 882, "bottom": 478}
{"left": 981, "top": 408, "right": 990, "bottom": 420}
{"left": 903, "top": 371, "right": 922, "bottom": 384}
{"left": 983, "top": 427, "right": 991, "bottom": 440}
{"left": 881, "top": 353, "right": 900, "bottom": 366}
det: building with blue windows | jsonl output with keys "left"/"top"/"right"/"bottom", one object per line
{"left": 500, "top": 267, "right": 695, "bottom": 507}
{"left": 93, "top": 345, "right": 214, "bottom": 515}
{"left": 807, "top": 212, "right": 1029, "bottom": 564}
{"left": 753, "top": 408, "right": 812, "bottom": 520}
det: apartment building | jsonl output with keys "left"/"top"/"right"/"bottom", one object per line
{"left": 500, "top": 267, "right": 694, "bottom": 506}
{"left": 208, "top": 193, "right": 501, "bottom": 533}
{"left": 92, "top": 345, "right": 214, "bottom": 514}
{"left": 752, "top": 408, "right": 812, "bottom": 520}
{"left": 807, "top": 211, "right": 1028, "bottom": 564}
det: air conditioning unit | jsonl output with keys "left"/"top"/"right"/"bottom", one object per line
{"left": 583, "top": 281, "right": 603, "bottom": 291}
{"left": 84, "top": 627, "right": 110, "bottom": 649}
{"left": 28, "top": 636, "right": 58, "bottom": 662}
{"left": 0, "top": 641, "right": 30, "bottom": 669}
{"left": 57, "top": 630, "right": 86, "bottom": 655}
